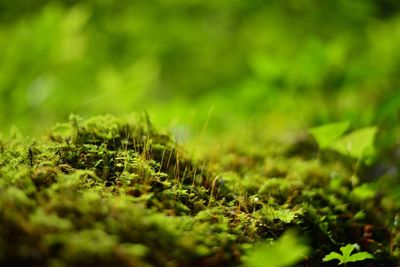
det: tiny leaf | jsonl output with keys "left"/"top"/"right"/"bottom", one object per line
{"left": 347, "top": 252, "right": 374, "bottom": 263}
{"left": 309, "top": 121, "right": 350, "bottom": 149}
{"left": 323, "top": 252, "right": 343, "bottom": 263}
{"left": 331, "top": 126, "right": 378, "bottom": 160}
{"left": 340, "top": 244, "right": 355, "bottom": 260}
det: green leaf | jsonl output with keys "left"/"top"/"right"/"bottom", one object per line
{"left": 351, "top": 183, "right": 376, "bottom": 201}
{"left": 331, "top": 126, "right": 378, "bottom": 160}
{"left": 309, "top": 121, "right": 350, "bottom": 149}
{"left": 261, "top": 206, "right": 300, "bottom": 224}
{"left": 340, "top": 244, "right": 355, "bottom": 260}
{"left": 323, "top": 244, "right": 374, "bottom": 265}
{"left": 347, "top": 252, "right": 374, "bottom": 263}
{"left": 323, "top": 252, "right": 343, "bottom": 264}
{"left": 242, "top": 229, "right": 310, "bottom": 267}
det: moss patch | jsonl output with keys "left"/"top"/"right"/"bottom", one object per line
{"left": 0, "top": 114, "right": 398, "bottom": 267}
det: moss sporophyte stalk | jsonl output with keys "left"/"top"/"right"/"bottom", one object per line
{"left": 0, "top": 114, "right": 398, "bottom": 267}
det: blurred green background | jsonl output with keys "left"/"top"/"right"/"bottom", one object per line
{"left": 1, "top": 0, "right": 400, "bottom": 145}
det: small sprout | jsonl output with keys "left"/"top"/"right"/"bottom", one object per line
{"left": 323, "top": 244, "right": 373, "bottom": 265}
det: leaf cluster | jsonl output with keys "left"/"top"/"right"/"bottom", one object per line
{"left": 323, "top": 244, "right": 373, "bottom": 265}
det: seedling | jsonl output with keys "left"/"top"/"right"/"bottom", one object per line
{"left": 323, "top": 244, "right": 373, "bottom": 266}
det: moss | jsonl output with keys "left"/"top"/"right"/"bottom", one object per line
{"left": 0, "top": 114, "right": 398, "bottom": 267}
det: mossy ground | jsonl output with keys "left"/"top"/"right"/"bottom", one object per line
{"left": 0, "top": 115, "right": 399, "bottom": 267}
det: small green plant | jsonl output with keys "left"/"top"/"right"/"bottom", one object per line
{"left": 309, "top": 122, "right": 377, "bottom": 163}
{"left": 323, "top": 244, "right": 373, "bottom": 266}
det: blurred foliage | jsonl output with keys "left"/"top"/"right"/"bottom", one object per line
{"left": 1, "top": 0, "right": 400, "bottom": 142}
{"left": 242, "top": 230, "right": 310, "bottom": 267}
{"left": 310, "top": 122, "right": 378, "bottom": 163}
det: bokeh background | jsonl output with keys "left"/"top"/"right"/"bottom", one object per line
{"left": 1, "top": 0, "right": 400, "bottom": 147}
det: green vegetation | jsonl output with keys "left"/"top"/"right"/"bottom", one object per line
{"left": 1, "top": 0, "right": 400, "bottom": 138}
{"left": 1, "top": 1, "right": 400, "bottom": 266}
{"left": 242, "top": 230, "right": 310, "bottom": 267}
{"left": 0, "top": 115, "right": 399, "bottom": 266}
{"left": 323, "top": 244, "right": 374, "bottom": 266}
